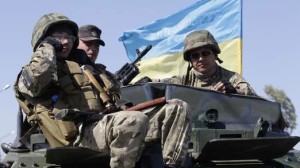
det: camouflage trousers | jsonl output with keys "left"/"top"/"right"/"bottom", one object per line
{"left": 144, "top": 99, "right": 191, "bottom": 166}
{"left": 78, "top": 111, "right": 149, "bottom": 168}
{"left": 78, "top": 98, "right": 191, "bottom": 168}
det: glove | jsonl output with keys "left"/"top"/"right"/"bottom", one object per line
{"left": 223, "top": 81, "right": 237, "bottom": 94}
{"left": 42, "top": 37, "right": 63, "bottom": 52}
{"left": 135, "top": 76, "right": 152, "bottom": 84}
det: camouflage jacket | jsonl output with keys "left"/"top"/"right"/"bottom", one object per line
{"left": 18, "top": 42, "right": 120, "bottom": 109}
{"left": 16, "top": 41, "right": 123, "bottom": 146}
{"left": 157, "top": 66, "right": 257, "bottom": 96}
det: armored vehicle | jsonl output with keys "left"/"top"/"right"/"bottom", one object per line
{"left": 1, "top": 83, "right": 300, "bottom": 167}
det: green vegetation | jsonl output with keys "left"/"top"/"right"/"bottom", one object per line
{"left": 264, "top": 85, "right": 296, "bottom": 134}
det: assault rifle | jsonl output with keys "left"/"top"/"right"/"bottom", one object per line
{"left": 55, "top": 97, "right": 166, "bottom": 122}
{"left": 115, "top": 45, "right": 152, "bottom": 86}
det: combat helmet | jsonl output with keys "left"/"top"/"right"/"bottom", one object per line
{"left": 183, "top": 30, "right": 221, "bottom": 61}
{"left": 31, "top": 13, "right": 79, "bottom": 51}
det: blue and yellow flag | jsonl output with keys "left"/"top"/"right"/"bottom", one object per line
{"left": 119, "top": 0, "right": 242, "bottom": 82}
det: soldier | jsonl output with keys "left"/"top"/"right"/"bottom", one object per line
{"left": 76, "top": 24, "right": 192, "bottom": 168}
{"left": 140, "top": 30, "right": 257, "bottom": 96}
{"left": 77, "top": 24, "right": 105, "bottom": 63}
{"left": 76, "top": 25, "right": 193, "bottom": 167}
{"left": 16, "top": 13, "right": 191, "bottom": 168}
{"left": 75, "top": 24, "right": 121, "bottom": 100}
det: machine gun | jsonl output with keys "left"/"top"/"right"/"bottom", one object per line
{"left": 115, "top": 45, "right": 152, "bottom": 86}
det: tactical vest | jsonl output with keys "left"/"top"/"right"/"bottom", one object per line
{"left": 56, "top": 60, "right": 102, "bottom": 112}
{"left": 15, "top": 60, "right": 118, "bottom": 147}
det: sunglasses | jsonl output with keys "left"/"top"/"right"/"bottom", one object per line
{"left": 189, "top": 50, "right": 213, "bottom": 60}
{"left": 51, "top": 33, "right": 76, "bottom": 43}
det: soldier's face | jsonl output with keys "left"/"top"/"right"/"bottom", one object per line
{"left": 78, "top": 40, "right": 100, "bottom": 63}
{"left": 189, "top": 47, "right": 217, "bottom": 74}
{"left": 50, "top": 31, "right": 76, "bottom": 58}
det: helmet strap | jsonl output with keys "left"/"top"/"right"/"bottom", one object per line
{"left": 184, "top": 63, "right": 193, "bottom": 85}
{"left": 217, "top": 57, "right": 223, "bottom": 64}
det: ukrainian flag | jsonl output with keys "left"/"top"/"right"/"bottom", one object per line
{"left": 119, "top": 0, "right": 242, "bottom": 83}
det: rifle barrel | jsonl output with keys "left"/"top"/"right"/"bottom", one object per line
{"left": 133, "top": 45, "right": 152, "bottom": 64}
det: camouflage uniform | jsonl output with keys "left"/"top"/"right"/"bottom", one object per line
{"left": 80, "top": 99, "right": 191, "bottom": 167}
{"left": 16, "top": 13, "right": 191, "bottom": 168}
{"left": 143, "top": 99, "right": 191, "bottom": 166}
{"left": 155, "top": 30, "right": 256, "bottom": 96}
{"left": 17, "top": 13, "right": 148, "bottom": 168}
{"left": 158, "top": 66, "right": 257, "bottom": 96}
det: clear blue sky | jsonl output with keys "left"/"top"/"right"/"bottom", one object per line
{"left": 0, "top": 0, "right": 300, "bottom": 158}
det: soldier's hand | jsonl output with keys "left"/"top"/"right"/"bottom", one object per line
{"left": 211, "top": 81, "right": 225, "bottom": 92}
{"left": 212, "top": 81, "right": 237, "bottom": 94}
{"left": 42, "top": 37, "right": 63, "bottom": 52}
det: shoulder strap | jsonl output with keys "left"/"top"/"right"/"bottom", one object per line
{"left": 14, "top": 71, "right": 34, "bottom": 116}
